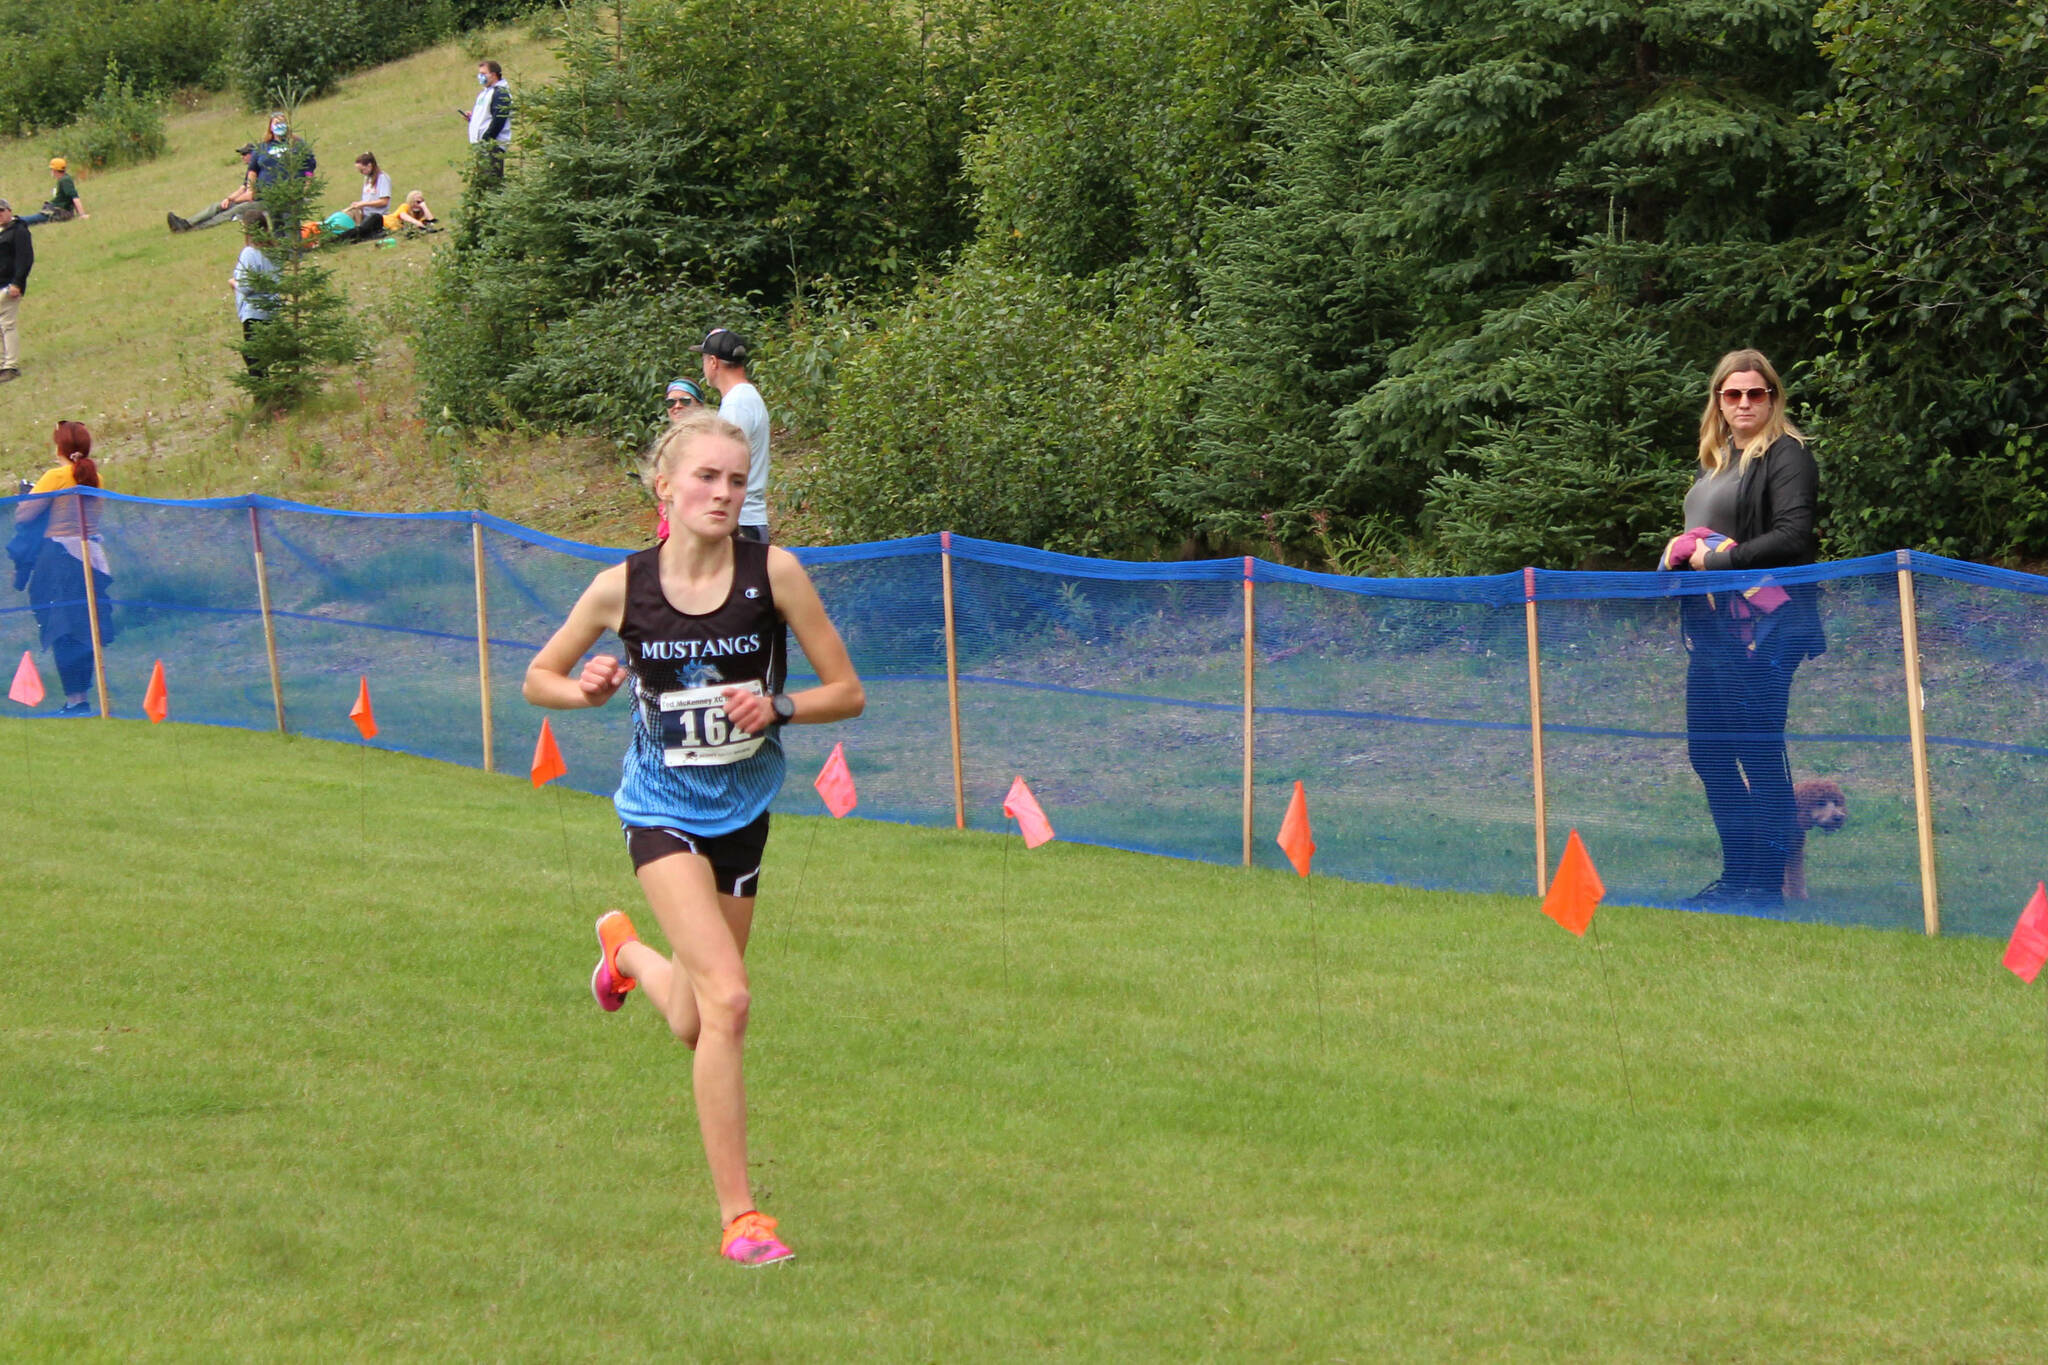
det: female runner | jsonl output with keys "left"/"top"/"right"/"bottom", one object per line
{"left": 524, "top": 410, "right": 864, "bottom": 1266}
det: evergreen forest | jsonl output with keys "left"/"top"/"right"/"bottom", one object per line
{"left": 63, "top": 0, "right": 2035, "bottom": 571}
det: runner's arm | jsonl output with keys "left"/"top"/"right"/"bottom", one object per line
{"left": 724, "top": 548, "right": 864, "bottom": 732}
{"left": 524, "top": 564, "right": 630, "bottom": 709}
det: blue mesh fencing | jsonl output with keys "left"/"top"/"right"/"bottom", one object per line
{"left": 3, "top": 490, "right": 2036, "bottom": 937}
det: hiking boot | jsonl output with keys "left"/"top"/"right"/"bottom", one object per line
{"left": 167, "top": 212, "right": 190, "bottom": 233}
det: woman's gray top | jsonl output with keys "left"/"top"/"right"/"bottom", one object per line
{"left": 1682, "top": 459, "right": 1743, "bottom": 538}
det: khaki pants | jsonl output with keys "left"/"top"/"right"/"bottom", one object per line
{"left": 0, "top": 289, "right": 18, "bottom": 371}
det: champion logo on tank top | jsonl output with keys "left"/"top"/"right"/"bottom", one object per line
{"left": 612, "top": 540, "right": 789, "bottom": 835}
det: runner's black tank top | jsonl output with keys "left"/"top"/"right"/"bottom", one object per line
{"left": 618, "top": 538, "right": 786, "bottom": 697}
{"left": 611, "top": 538, "right": 788, "bottom": 832}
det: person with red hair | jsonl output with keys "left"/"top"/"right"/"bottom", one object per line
{"left": 10, "top": 422, "right": 114, "bottom": 714}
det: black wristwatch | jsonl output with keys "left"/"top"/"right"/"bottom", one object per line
{"left": 771, "top": 693, "right": 796, "bottom": 724}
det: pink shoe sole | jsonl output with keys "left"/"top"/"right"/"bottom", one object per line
{"left": 591, "top": 957, "right": 628, "bottom": 1012}
{"left": 721, "top": 1235, "right": 795, "bottom": 1267}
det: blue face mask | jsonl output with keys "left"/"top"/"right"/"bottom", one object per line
{"left": 270, "top": 122, "right": 287, "bottom": 138}
{"left": 477, "top": 72, "right": 489, "bottom": 87}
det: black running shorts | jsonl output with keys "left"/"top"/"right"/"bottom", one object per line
{"left": 623, "top": 811, "right": 770, "bottom": 896}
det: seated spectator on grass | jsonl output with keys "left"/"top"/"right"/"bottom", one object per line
{"left": 338, "top": 153, "right": 393, "bottom": 243}
{"left": 395, "top": 190, "right": 437, "bottom": 232}
{"left": 19, "top": 159, "right": 86, "bottom": 226}
{"left": 169, "top": 114, "right": 315, "bottom": 233}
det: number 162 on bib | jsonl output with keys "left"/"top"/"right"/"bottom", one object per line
{"left": 658, "top": 681, "right": 767, "bottom": 766}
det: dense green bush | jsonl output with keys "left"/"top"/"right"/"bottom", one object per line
{"left": 1158, "top": 2, "right": 1419, "bottom": 554}
{"left": 751, "top": 285, "right": 874, "bottom": 441}
{"left": 810, "top": 262, "right": 1199, "bottom": 556}
{"left": 964, "top": 0, "right": 1295, "bottom": 303}
{"left": 418, "top": 0, "right": 984, "bottom": 433}
{"left": 232, "top": 0, "right": 454, "bottom": 108}
{"left": 501, "top": 283, "right": 760, "bottom": 448}
{"left": 1421, "top": 287, "right": 1694, "bottom": 571}
{"left": 1174, "top": 0, "right": 1845, "bottom": 567}
{"left": 56, "top": 60, "right": 167, "bottom": 170}
{"left": 1808, "top": 0, "right": 2048, "bottom": 561}
{"left": 447, "top": 0, "right": 550, "bottom": 30}
{"left": 0, "top": 0, "right": 231, "bottom": 135}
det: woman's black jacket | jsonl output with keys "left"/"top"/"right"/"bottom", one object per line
{"left": 1687, "top": 433, "right": 1825, "bottom": 662}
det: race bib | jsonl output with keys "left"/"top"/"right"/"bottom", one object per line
{"left": 656, "top": 680, "right": 766, "bottom": 766}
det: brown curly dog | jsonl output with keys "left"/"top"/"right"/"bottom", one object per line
{"left": 1784, "top": 779, "right": 1848, "bottom": 901}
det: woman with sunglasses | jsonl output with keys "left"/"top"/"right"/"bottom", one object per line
{"left": 665, "top": 377, "right": 706, "bottom": 419}
{"left": 1663, "top": 349, "right": 1824, "bottom": 910}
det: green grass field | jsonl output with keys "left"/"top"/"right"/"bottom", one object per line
{"left": 6, "top": 719, "right": 2048, "bottom": 1361}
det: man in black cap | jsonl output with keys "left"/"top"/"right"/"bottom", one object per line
{"left": 693, "top": 328, "right": 771, "bottom": 541}
{"left": 0, "top": 198, "right": 33, "bottom": 380}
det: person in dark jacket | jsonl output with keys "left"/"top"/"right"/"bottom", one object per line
{"left": 1663, "top": 348, "right": 1823, "bottom": 910}
{"left": 0, "top": 199, "right": 33, "bottom": 381}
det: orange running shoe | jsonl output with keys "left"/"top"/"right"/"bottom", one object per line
{"left": 591, "top": 911, "right": 639, "bottom": 1012}
{"left": 720, "top": 1211, "right": 795, "bottom": 1267}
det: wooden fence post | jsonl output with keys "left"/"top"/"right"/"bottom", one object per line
{"left": 249, "top": 506, "right": 287, "bottom": 733}
{"left": 1896, "top": 551, "right": 1940, "bottom": 935}
{"left": 1525, "top": 566, "right": 1549, "bottom": 896}
{"left": 78, "top": 490, "right": 110, "bottom": 719}
{"left": 472, "top": 519, "right": 495, "bottom": 774}
{"left": 942, "top": 532, "right": 965, "bottom": 830}
{"left": 1242, "top": 556, "right": 1255, "bottom": 868}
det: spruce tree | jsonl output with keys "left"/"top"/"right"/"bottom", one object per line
{"left": 230, "top": 124, "right": 366, "bottom": 412}
{"left": 1179, "top": 0, "right": 1846, "bottom": 569}
{"left": 1809, "top": 0, "right": 2048, "bottom": 560}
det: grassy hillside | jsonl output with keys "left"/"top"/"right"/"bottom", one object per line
{"left": 0, "top": 24, "right": 663, "bottom": 547}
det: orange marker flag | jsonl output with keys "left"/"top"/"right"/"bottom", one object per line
{"left": 530, "top": 718, "right": 567, "bottom": 788}
{"left": 2003, "top": 882, "right": 2048, "bottom": 982}
{"left": 1277, "top": 780, "right": 1316, "bottom": 877}
{"left": 348, "top": 676, "right": 378, "bottom": 739}
{"left": 1541, "top": 829, "right": 1605, "bottom": 936}
{"left": 143, "top": 660, "right": 169, "bottom": 724}
{"left": 1003, "top": 776, "right": 1055, "bottom": 849}
{"left": 8, "top": 650, "right": 43, "bottom": 707}
{"left": 813, "top": 741, "right": 857, "bottom": 818}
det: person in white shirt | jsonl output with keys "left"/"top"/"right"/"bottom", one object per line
{"left": 232, "top": 224, "right": 279, "bottom": 376}
{"left": 694, "top": 329, "right": 770, "bottom": 541}
{"left": 342, "top": 152, "right": 394, "bottom": 242}
{"left": 458, "top": 60, "right": 512, "bottom": 180}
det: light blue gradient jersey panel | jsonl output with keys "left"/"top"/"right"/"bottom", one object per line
{"left": 611, "top": 541, "right": 788, "bottom": 834}
{"left": 613, "top": 693, "right": 784, "bottom": 833}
